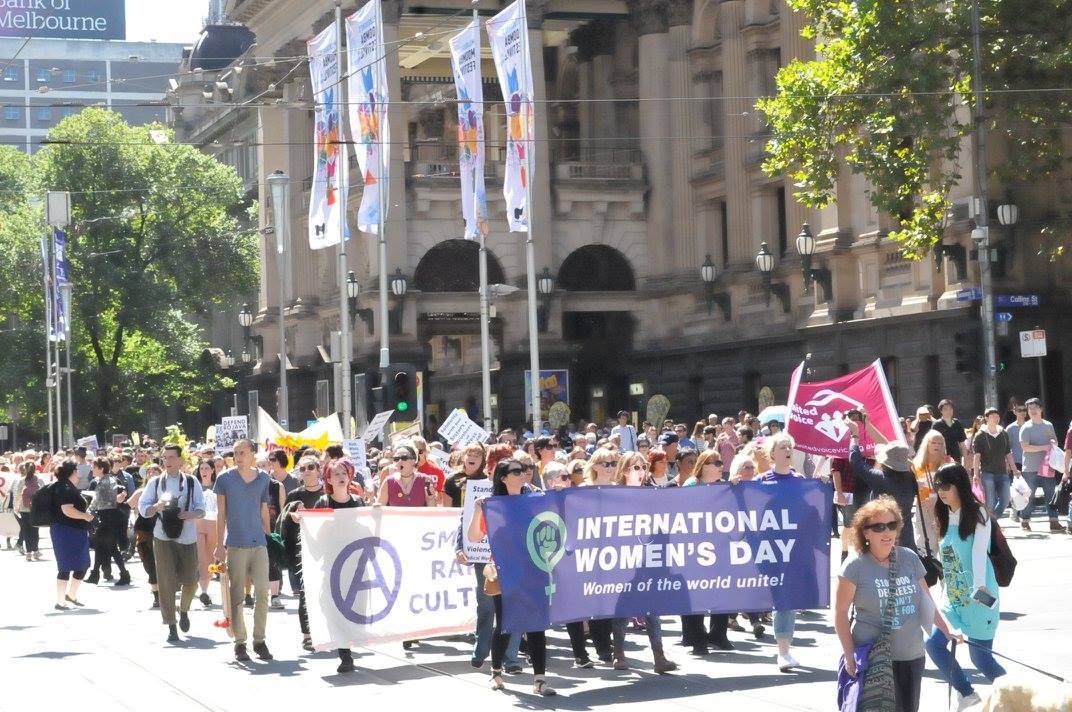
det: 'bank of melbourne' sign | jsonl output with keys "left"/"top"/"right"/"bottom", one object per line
{"left": 0, "top": 0, "right": 126, "bottom": 41}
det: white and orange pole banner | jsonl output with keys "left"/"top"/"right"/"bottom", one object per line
{"left": 346, "top": 0, "right": 389, "bottom": 235}
{"left": 486, "top": 0, "right": 534, "bottom": 233}
{"left": 449, "top": 19, "right": 490, "bottom": 239}
{"left": 307, "top": 23, "right": 349, "bottom": 250}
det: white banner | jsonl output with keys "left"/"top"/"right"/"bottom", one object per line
{"left": 461, "top": 478, "right": 494, "bottom": 563}
{"left": 487, "top": 0, "right": 534, "bottom": 232}
{"left": 449, "top": 20, "right": 490, "bottom": 239}
{"left": 76, "top": 435, "right": 99, "bottom": 453}
{"left": 346, "top": 0, "right": 389, "bottom": 234}
{"left": 300, "top": 508, "right": 477, "bottom": 648}
{"left": 307, "top": 23, "right": 350, "bottom": 250}
{"left": 361, "top": 409, "right": 395, "bottom": 443}
{"left": 438, "top": 408, "right": 490, "bottom": 445}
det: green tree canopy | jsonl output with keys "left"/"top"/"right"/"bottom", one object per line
{"left": 759, "top": 0, "right": 1072, "bottom": 258}
{"left": 0, "top": 108, "right": 259, "bottom": 440}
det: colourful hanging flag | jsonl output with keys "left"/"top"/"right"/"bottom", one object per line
{"left": 486, "top": 0, "right": 534, "bottom": 233}
{"left": 307, "top": 23, "right": 350, "bottom": 250}
{"left": 449, "top": 20, "right": 489, "bottom": 239}
{"left": 346, "top": 0, "right": 389, "bottom": 234}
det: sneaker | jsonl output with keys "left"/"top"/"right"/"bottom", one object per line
{"left": 151, "top": 592, "right": 160, "bottom": 609}
{"left": 955, "top": 691, "right": 982, "bottom": 711}
{"left": 234, "top": 643, "right": 250, "bottom": 662}
{"left": 252, "top": 642, "right": 273, "bottom": 660}
{"left": 402, "top": 640, "right": 416, "bottom": 651}
{"left": 1022, "top": 519, "right": 1032, "bottom": 531}
{"left": 573, "top": 657, "right": 594, "bottom": 669}
{"left": 532, "top": 678, "right": 556, "bottom": 697}
{"left": 199, "top": 592, "right": 211, "bottom": 607}
{"left": 178, "top": 611, "right": 190, "bottom": 633}
{"left": 777, "top": 653, "right": 800, "bottom": 672}
{"left": 32, "top": 551, "right": 42, "bottom": 561}
{"left": 612, "top": 657, "right": 629, "bottom": 670}
{"left": 269, "top": 595, "right": 284, "bottom": 610}
{"left": 653, "top": 656, "right": 678, "bottom": 674}
{"left": 1049, "top": 521, "right": 1064, "bottom": 533}
{"left": 504, "top": 663, "right": 523, "bottom": 674}
{"left": 167, "top": 625, "right": 179, "bottom": 643}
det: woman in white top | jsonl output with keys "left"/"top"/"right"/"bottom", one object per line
{"left": 195, "top": 459, "right": 219, "bottom": 606}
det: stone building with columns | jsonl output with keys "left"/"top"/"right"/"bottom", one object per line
{"left": 172, "top": 0, "right": 1072, "bottom": 434}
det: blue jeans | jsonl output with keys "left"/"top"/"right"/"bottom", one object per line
{"left": 980, "top": 471, "right": 1010, "bottom": 518}
{"left": 1021, "top": 471, "right": 1058, "bottom": 520}
{"left": 471, "top": 563, "right": 496, "bottom": 664}
{"left": 773, "top": 609, "right": 796, "bottom": 642}
{"left": 925, "top": 627, "right": 1006, "bottom": 697}
{"left": 504, "top": 632, "right": 521, "bottom": 667}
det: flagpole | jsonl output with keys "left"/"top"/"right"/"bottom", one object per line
{"left": 475, "top": 8, "right": 493, "bottom": 433}
{"left": 41, "top": 236, "right": 55, "bottom": 453}
{"left": 336, "top": 1, "right": 352, "bottom": 439}
{"left": 519, "top": 3, "right": 542, "bottom": 436}
{"left": 376, "top": 0, "right": 390, "bottom": 370}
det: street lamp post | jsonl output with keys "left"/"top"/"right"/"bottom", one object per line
{"left": 536, "top": 267, "right": 554, "bottom": 332}
{"left": 700, "top": 254, "right": 731, "bottom": 319}
{"left": 755, "top": 242, "right": 790, "bottom": 312}
{"left": 267, "top": 170, "right": 291, "bottom": 429}
{"left": 997, "top": 201, "right": 1018, "bottom": 262}
{"left": 389, "top": 269, "right": 408, "bottom": 335}
{"left": 794, "top": 223, "right": 833, "bottom": 301}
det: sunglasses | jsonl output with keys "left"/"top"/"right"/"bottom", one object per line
{"left": 505, "top": 467, "right": 524, "bottom": 476}
{"left": 300, "top": 464, "right": 320, "bottom": 472}
{"left": 629, "top": 464, "right": 646, "bottom": 471}
{"left": 555, "top": 474, "right": 572, "bottom": 481}
{"left": 704, "top": 460, "right": 724, "bottom": 467}
{"left": 393, "top": 456, "right": 413, "bottom": 462}
{"left": 598, "top": 461, "right": 619, "bottom": 468}
{"left": 863, "top": 521, "right": 899, "bottom": 533}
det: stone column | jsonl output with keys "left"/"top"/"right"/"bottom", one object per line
{"left": 667, "top": 0, "right": 695, "bottom": 272}
{"left": 628, "top": 0, "right": 673, "bottom": 276}
{"left": 568, "top": 24, "right": 595, "bottom": 151}
{"left": 588, "top": 19, "right": 618, "bottom": 158}
{"left": 719, "top": 1, "right": 751, "bottom": 265}
{"left": 257, "top": 102, "right": 284, "bottom": 314}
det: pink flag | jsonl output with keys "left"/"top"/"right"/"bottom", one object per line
{"left": 786, "top": 359, "right": 906, "bottom": 458}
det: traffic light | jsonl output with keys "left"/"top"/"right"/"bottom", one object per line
{"left": 953, "top": 329, "right": 981, "bottom": 373}
{"left": 365, "top": 368, "right": 383, "bottom": 419}
{"left": 383, "top": 363, "right": 417, "bottom": 415}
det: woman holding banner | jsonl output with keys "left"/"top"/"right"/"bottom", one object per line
{"left": 756, "top": 433, "right": 805, "bottom": 672}
{"left": 469, "top": 458, "right": 556, "bottom": 696}
{"left": 582, "top": 447, "right": 624, "bottom": 665}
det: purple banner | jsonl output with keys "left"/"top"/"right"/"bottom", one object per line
{"left": 483, "top": 480, "right": 831, "bottom": 633}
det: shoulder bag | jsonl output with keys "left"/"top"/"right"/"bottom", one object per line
{"left": 855, "top": 549, "right": 899, "bottom": 712}
{"left": 913, "top": 478, "right": 943, "bottom": 586}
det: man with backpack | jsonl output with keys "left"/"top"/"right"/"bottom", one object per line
{"left": 138, "top": 444, "right": 205, "bottom": 643}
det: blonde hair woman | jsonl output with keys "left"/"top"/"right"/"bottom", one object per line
{"left": 912, "top": 429, "right": 950, "bottom": 551}
{"left": 582, "top": 447, "right": 619, "bottom": 486}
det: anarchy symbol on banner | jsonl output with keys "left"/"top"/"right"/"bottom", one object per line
{"left": 329, "top": 537, "right": 403, "bottom": 625}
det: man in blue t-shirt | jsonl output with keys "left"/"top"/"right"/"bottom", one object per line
{"left": 214, "top": 438, "right": 272, "bottom": 662}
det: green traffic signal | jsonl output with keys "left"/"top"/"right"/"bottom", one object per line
{"left": 397, "top": 401, "right": 409, "bottom": 412}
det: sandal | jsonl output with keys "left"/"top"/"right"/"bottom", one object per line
{"left": 302, "top": 635, "right": 314, "bottom": 652}
{"left": 65, "top": 596, "right": 84, "bottom": 607}
{"left": 491, "top": 669, "right": 505, "bottom": 690}
{"left": 533, "top": 677, "right": 556, "bottom": 696}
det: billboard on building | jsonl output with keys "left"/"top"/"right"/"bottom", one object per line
{"left": 0, "top": 0, "right": 126, "bottom": 41}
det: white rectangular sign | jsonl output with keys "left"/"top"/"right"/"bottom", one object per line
{"left": 1020, "top": 329, "right": 1047, "bottom": 358}
{"left": 389, "top": 421, "right": 421, "bottom": 446}
{"left": 361, "top": 409, "right": 395, "bottom": 443}
{"left": 216, "top": 415, "right": 249, "bottom": 449}
{"left": 438, "top": 408, "right": 490, "bottom": 445}
{"left": 342, "top": 438, "right": 366, "bottom": 464}
{"left": 461, "top": 478, "right": 494, "bottom": 563}
{"left": 76, "top": 435, "right": 99, "bottom": 452}
{"left": 300, "top": 508, "right": 476, "bottom": 648}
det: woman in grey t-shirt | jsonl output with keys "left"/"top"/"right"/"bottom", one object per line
{"left": 834, "top": 495, "right": 960, "bottom": 712}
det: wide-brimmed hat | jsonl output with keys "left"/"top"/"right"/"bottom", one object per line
{"left": 876, "top": 443, "right": 912, "bottom": 472}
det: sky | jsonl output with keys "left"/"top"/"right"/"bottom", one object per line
{"left": 125, "top": 0, "right": 208, "bottom": 45}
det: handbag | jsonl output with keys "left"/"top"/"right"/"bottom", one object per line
{"left": 482, "top": 559, "right": 501, "bottom": 596}
{"left": 913, "top": 478, "right": 943, "bottom": 586}
{"left": 856, "top": 549, "right": 899, "bottom": 712}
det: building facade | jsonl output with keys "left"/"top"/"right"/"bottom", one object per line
{"left": 0, "top": 37, "right": 184, "bottom": 152}
{"left": 183, "top": 0, "right": 1072, "bottom": 434}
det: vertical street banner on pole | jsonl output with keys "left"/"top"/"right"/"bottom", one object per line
{"left": 307, "top": 23, "right": 349, "bottom": 250}
{"left": 53, "top": 228, "right": 70, "bottom": 339}
{"left": 449, "top": 19, "right": 490, "bottom": 239}
{"left": 487, "top": 0, "right": 534, "bottom": 232}
{"left": 346, "top": 0, "right": 389, "bottom": 234}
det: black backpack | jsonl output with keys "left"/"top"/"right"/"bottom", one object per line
{"left": 30, "top": 481, "right": 58, "bottom": 527}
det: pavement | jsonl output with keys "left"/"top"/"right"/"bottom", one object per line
{"left": 1, "top": 518, "right": 1069, "bottom": 712}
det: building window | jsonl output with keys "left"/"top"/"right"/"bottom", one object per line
{"left": 776, "top": 187, "right": 788, "bottom": 257}
{"left": 719, "top": 199, "right": 729, "bottom": 267}
{"left": 62, "top": 69, "right": 76, "bottom": 84}
{"left": 36, "top": 106, "right": 52, "bottom": 121}
{"left": 35, "top": 68, "right": 50, "bottom": 83}
{"left": 3, "top": 67, "right": 17, "bottom": 82}
{"left": 85, "top": 69, "right": 100, "bottom": 84}
{"left": 4, "top": 106, "right": 20, "bottom": 121}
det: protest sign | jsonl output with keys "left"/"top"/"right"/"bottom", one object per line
{"left": 300, "top": 507, "right": 476, "bottom": 649}
{"left": 76, "top": 435, "right": 99, "bottom": 453}
{"left": 483, "top": 480, "right": 831, "bottom": 633}
{"left": 786, "top": 359, "right": 905, "bottom": 458}
{"left": 389, "top": 421, "right": 421, "bottom": 446}
{"left": 342, "top": 438, "right": 366, "bottom": 465}
{"left": 216, "top": 415, "right": 249, "bottom": 449}
{"left": 438, "top": 408, "right": 490, "bottom": 445}
{"left": 361, "top": 409, "right": 395, "bottom": 443}
{"left": 461, "top": 478, "right": 495, "bottom": 563}
{"left": 427, "top": 447, "right": 452, "bottom": 473}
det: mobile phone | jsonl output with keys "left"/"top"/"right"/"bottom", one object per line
{"left": 972, "top": 587, "right": 997, "bottom": 608}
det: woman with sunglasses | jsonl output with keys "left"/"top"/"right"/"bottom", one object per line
{"left": 924, "top": 464, "right": 1004, "bottom": 710}
{"left": 469, "top": 458, "right": 556, "bottom": 696}
{"left": 376, "top": 443, "right": 437, "bottom": 508}
{"left": 681, "top": 450, "right": 736, "bottom": 653}
{"left": 580, "top": 448, "right": 622, "bottom": 664}
{"left": 836, "top": 496, "right": 957, "bottom": 712}
{"left": 604, "top": 452, "right": 678, "bottom": 673}
{"left": 279, "top": 455, "right": 325, "bottom": 650}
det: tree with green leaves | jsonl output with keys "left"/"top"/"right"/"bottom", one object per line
{"left": 0, "top": 108, "right": 259, "bottom": 440}
{"left": 759, "top": 0, "right": 1072, "bottom": 258}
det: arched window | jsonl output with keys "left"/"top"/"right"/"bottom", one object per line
{"left": 557, "top": 245, "right": 635, "bottom": 291}
{"left": 413, "top": 239, "right": 505, "bottom": 292}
